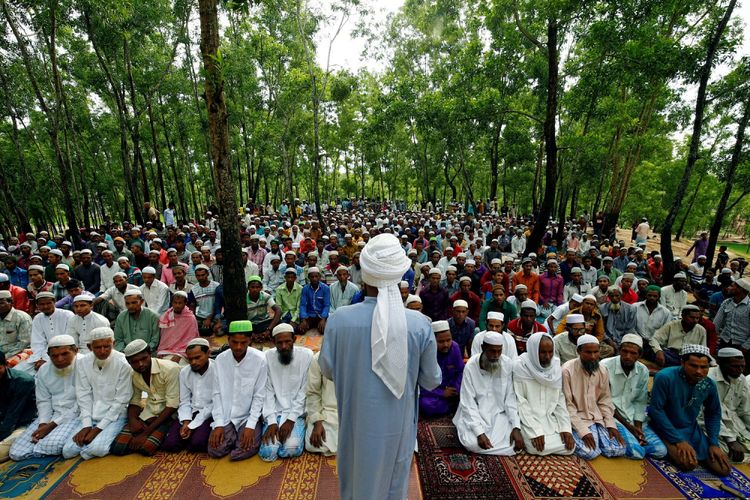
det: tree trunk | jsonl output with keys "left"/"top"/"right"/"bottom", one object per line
{"left": 146, "top": 98, "right": 168, "bottom": 209}
{"left": 124, "top": 37, "right": 150, "bottom": 205}
{"left": 661, "top": 0, "right": 736, "bottom": 283}
{"left": 158, "top": 95, "right": 188, "bottom": 220}
{"left": 526, "top": 17, "right": 558, "bottom": 256}
{"left": 198, "top": 0, "right": 245, "bottom": 323}
{"left": 532, "top": 135, "right": 544, "bottom": 214}
{"left": 675, "top": 173, "right": 704, "bottom": 241}
{"left": 706, "top": 96, "right": 750, "bottom": 266}
{"left": 489, "top": 123, "right": 501, "bottom": 201}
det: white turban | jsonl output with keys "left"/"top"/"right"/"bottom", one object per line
{"left": 359, "top": 233, "right": 412, "bottom": 399}
{"left": 514, "top": 333, "right": 561, "bottom": 389}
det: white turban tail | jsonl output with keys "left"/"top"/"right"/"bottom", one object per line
{"left": 359, "top": 233, "right": 412, "bottom": 399}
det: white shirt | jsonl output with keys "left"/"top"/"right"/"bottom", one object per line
{"left": 178, "top": 360, "right": 215, "bottom": 430}
{"left": 581, "top": 265, "right": 598, "bottom": 287}
{"left": 36, "top": 354, "right": 83, "bottom": 424}
{"left": 330, "top": 281, "right": 359, "bottom": 313}
{"left": 76, "top": 350, "right": 133, "bottom": 429}
{"left": 30, "top": 308, "right": 75, "bottom": 362}
{"left": 65, "top": 311, "right": 110, "bottom": 354}
{"left": 708, "top": 366, "right": 750, "bottom": 443}
{"left": 660, "top": 285, "right": 688, "bottom": 318}
{"left": 511, "top": 236, "right": 526, "bottom": 255}
{"left": 100, "top": 284, "right": 140, "bottom": 311}
{"left": 263, "top": 346, "right": 314, "bottom": 424}
{"left": 212, "top": 347, "right": 267, "bottom": 429}
{"left": 141, "top": 279, "right": 171, "bottom": 315}
{"left": 99, "top": 262, "right": 120, "bottom": 293}
{"left": 471, "top": 330, "right": 518, "bottom": 359}
{"left": 633, "top": 301, "right": 671, "bottom": 340}
{"left": 513, "top": 368, "right": 571, "bottom": 439}
{"left": 244, "top": 261, "right": 260, "bottom": 284}
{"left": 437, "top": 256, "right": 457, "bottom": 274}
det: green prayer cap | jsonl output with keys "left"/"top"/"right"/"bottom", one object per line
{"left": 228, "top": 320, "right": 253, "bottom": 335}
{"left": 646, "top": 285, "right": 661, "bottom": 294}
{"left": 429, "top": 237, "right": 437, "bottom": 242}
{"left": 247, "top": 275, "right": 262, "bottom": 284}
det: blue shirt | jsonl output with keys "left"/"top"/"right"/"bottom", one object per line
{"left": 6, "top": 267, "right": 28, "bottom": 289}
{"left": 649, "top": 366, "right": 721, "bottom": 461}
{"left": 300, "top": 283, "right": 330, "bottom": 319}
{"left": 402, "top": 268, "right": 415, "bottom": 290}
{"left": 448, "top": 317, "right": 476, "bottom": 358}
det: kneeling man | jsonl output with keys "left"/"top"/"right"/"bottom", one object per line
{"left": 513, "top": 332, "right": 575, "bottom": 456}
{"left": 259, "top": 324, "right": 313, "bottom": 461}
{"left": 453, "top": 331, "right": 523, "bottom": 455}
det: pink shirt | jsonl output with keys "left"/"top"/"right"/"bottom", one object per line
{"left": 562, "top": 358, "right": 617, "bottom": 436}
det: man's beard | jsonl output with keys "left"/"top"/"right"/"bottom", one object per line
{"left": 480, "top": 353, "right": 501, "bottom": 373}
{"left": 610, "top": 302, "right": 621, "bottom": 312}
{"left": 278, "top": 349, "right": 294, "bottom": 365}
{"left": 582, "top": 359, "right": 599, "bottom": 373}
{"left": 95, "top": 355, "right": 111, "bottom": 369}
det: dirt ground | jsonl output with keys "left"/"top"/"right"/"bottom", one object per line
{"left": 614, "top": 228, "right": 746, "bottom": 262}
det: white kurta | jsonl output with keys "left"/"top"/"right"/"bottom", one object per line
{"left": 660, "top": 285, "right": 688, "bottom": 318}
{"left": 65, "top": 311, "right": 110, "bottom": 355}
{"left": 76, "top": 351, "right": 133, "bottom": 428}
{"left": 454, "top": 353, "right": 520, "bottom": 455}
{"left": 513, "top": 367, "right": 573, "bottom": 455}
{"left": 471, "top": 330, "right": 518, "bottom": 359}
{"left": 141, "top": 280, "right": 171, "bottom": 315}
{"left": 37, "top": 354, "right": 83, "bottom": 424}
{"left": 178, "top": 360, "right": 215, "bottom": 430}
{"left": 305, "top": 353, "right": 338, "bottom": 455}
{"left": 329, "top": 281, "right": 360, "bottom": 313}
{"left": 212, "top": 348, "right": 267, "bottom": 430}
{"left": 263, "top": 346, "right": 314, "bottom": 424}
{"left": 29, "top": 309, "right": 75, "bottom": 363}
{"left": 99, "top": 263, "right": 119, "bottom": 293}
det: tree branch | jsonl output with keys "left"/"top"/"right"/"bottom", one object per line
{"left": 513, "top": 1, "right": 547, "bottom": 55}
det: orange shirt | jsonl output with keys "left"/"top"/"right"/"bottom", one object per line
{"left": 512, "top": 272, "right": 540, "bottom": 303}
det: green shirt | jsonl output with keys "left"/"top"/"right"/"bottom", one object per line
{"left": 114, "top": 307, "right": 160, "bottom": 352}
{"left": 275, "top": 282, "right": 303, "bottom": 323}
{"left": 247, "top": 291, "right": 275, "bottom": 323}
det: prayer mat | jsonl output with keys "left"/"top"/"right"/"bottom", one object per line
{"left": 649, "top": 457, "right": 750, "bottom": 499}
{"left": 590, "top": 456, "right": 683, "bottom": 499}
{"left": 416, "top": 417, "right": 517, "bottom": 499}
{"left": 0, "top": 456, "right": 79, "bottom": 499}
{"left": 503, "top": 453, "right": 615, "bottom": 499}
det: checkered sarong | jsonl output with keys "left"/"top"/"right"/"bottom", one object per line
{"left": 109, "top": 421, "right": 170, "bottom": 456}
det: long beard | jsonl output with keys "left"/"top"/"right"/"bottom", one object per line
{"left": 54, "top": 364, "right": 74, "bottom": 376}
{"left": 95, "top": 356, "right": 110, "bottom": 369}
{"left": 582, "top": 359, "right": 600, "bottom": 373}
{"left": 610, "top": 302, "right": 621, "bottom": 313}
{"left": 278, "top": 350, "right": 294, "bottom": 366}
{"left": 480, "top": 353, "right": 501, "bottom": 373}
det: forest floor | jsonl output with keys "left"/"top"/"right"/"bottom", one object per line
{"left": 614, "top": 228, "right": 748, "bottom": 261}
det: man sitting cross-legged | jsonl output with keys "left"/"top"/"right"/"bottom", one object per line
{"left": 601, "top": 334, "right": 667, "bottom": 460}
{"left": 259, "top": 324, "right": 313, "bottom": 461}
{"left": 513, "top": 332, "right": 575, "bottom": 456}
{"left": 453, "top": 331, "right": 524, "bottom": 455}
{"left": 110, "top": 339, "right": 179, "bottom": 456}
{"left": 162, "top": 338, "right": 215, "bottom": 453}
{"left": 562, "top": 334, "right": 625, "bottom": 460}
{"left": 649, "top": 344, "right": 731, "bottom": 476}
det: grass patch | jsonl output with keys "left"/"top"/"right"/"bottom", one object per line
{"left": 720, "top": 241, "right": 750, "bottom": 259}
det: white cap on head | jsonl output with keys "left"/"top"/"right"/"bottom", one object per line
{"left": 621, "top": 333, "right": 643, "bottom": 348}
{"left": 567, "top": 313, "right": 585, "bottom": 324}
{"left": 576, "top": 334, "right": 599, "bottom": 347}
{"left": 431, "top": 320, "right": 450, "bottom": 333}
{"left": 124, "top": 289, "right": 143, "bottom": 298}
{"left": 399, "top": 281, "right": 409, "bottom": 288}
{"left": 718, "top": 347, "right": 744, "bottom": 358}
{"left": 187, "top": 338, "right": 210, "bottom": 349}
{"left": 123, "top": 339, "right": 149, "bottom": 357}
{"left": 520, "top": 299, "right": 537, "bottom": 311}
{"left": 736, "top": 278, "right": 750, "bottom": 293}
{"left": 571, "top": 293, "right": 584, "bottom": 302}
{"left": 514, "top": 284, "right": 527, "bottom": 292}
{"left": 487, "top": 311, "right": 504, "bottom": 322}
{"left": 453, "top": 299, "right": 468, "bottom": 309}
{"left": 483, "top": 331, "right": 504, "bottom": 346}
{"left": 36, "top": 291, "right": 55, "bottom": 301}
{"left": 56, "top": 264, "right": 70, "bottom": 271}
{"left": 272, "top": 323, "right": 295, "bottom": 337}
{"left": 142, "top": 266, "right": 156, "bottom": 275}
{"left": 428, "top": 268, "right": 442, "bottom": 277}
{"left": 48, "top": 334, "right": 77, "bottom": 348}
{"left": 73, "top": 294, "right": 93, "bottom": 303}
{"left": 90, "top": 326, "right": 115, "bottom": 340}
{"left": 307, "top": 266, "right": 321, "bottom": 274}
{"left": 674, "top": 272, "right": 687, "bottom": 279}
{"left": 405, "top": 294, "right": 422, "bottom": 305}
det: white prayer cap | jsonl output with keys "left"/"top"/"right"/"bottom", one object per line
{"left": 200, "top": 246, "right": 211, "bottom": 251}
{"left": 502, "top": 256, "right": 514, "bottom": 263}
{"left": 547, "top": 259, "right": 558, "bottom": 265}
{"left": 80, "top": 249, "right": 92, "bottom": 255}
{"left": 567, "top": 313, "right": 585, "bottom": 324}
{"left": 270, "top": 254, "right": 282, "bottom": 262}
{"left": 399, "top": 281, "right": 409, "bottom": 288}
{"left": 459, "top": 276, "right": 472, "bottom": 283}
{"left": 735, "top": 278, "right": 750, "bottom": 293}
{"left": 272, "top": 323, "right": 295, "bottom": 337}
{"left": 674, "top": 272, "right": 687, "bottom": 279}
{"left": 113, "top": 272, "right": 127, "bottom": 279}
{"left": 718, "top": 347, "right": 744, "bottom": 358}
{"left": 681, "top": 304, "right": 700, "bottom": 313}
{"left": 117, "top": 256, "right": 130, "bottom": 262}
{"left": 36, "top": 291, "right": 55, "bottom": 301}
{"left": 570, "top": 267, "right": 582, "bottom": 274}
{"left": 124, "top": 289, "right": 143, "bottom": 298}
{"left": 148, "top": 250, "right": 160, "bottom": 255}
{"left": 407, "top": 249, "right": 417, "bottom": 256}
{"left": 571, "top": 293, "right": 584, "bottom": 303}
{"left": 101, "top": 249, "right": 113, "bottom": 255}
{"left": 491, "top": 258, "right": 502, "bottom": 265}
{"left": 623, "top": 272, "right": 636, "bottom": 280}
{"left": 520, "top": 299, "right": 538, "bottom": 311}
{"left": 697, "top": 255, "right": 706, "bottom": 260}
{"left": 576, "top": 334, "right": 599, "bottom": 347}
{"left": 456, "top": 252, "right": 466, "bottom": 258}
{"left": 195, "top": 264, "right": 210, "bottom": 272}
{"left": 487, "top": 311, "right": 504, "bottom": 322}
{"left": 420, "top": 263, "right": 431, "bottom": 269}
{"left": 336, "top": 266, "right": 348, "bottom": 274}
{"left": 90, "top": 326, "right": 114, "bottom": 340}
{"left": 428, "top": 268, "right": 442, "bottom": 277}
{"left": 405, "top": 294, "right": 422, "bottom": 305}
{"left": 453, "top": 299, "right": 469, "bottom": 309}
{"left": 514, "top": 284, "right": 527, "bottom": 292}
{"left": 73, "top": 294, "right": 93, "bottom": 303}
{"left": 529, "top": 252, "right": 537, "bottom": 258}
{"left": 173, "top": 291, "right": 188, "bottom": 299}
{"left": 0, "top": 290, "right": 10, "bottom": 300}
{"left": 483, "top": 331, "right": 504, "bottom": 346}
{"left": 56, "top": 264, "right": 70, "bottom": 271}
{"left": 307, "top": 267, "right": 321, "bottom": 274}
{"left": 48, "top": 334, "right": 77, "bottom": 348}
{"left": 446, "top": 265, "right": 457, "bottom": 272}
{"left": 621, "top": 333, "right": 643, "bottom": 348}
{"left": 583, "top": 294, "right": 597, "bottom": 303}
{"left": 328, "top": 250, "right": 339, "bottom": 256}
{"left": 187, "top": 338, "right": 210, "bottom": 349}
{"left": 358, "top": 233, "right": 413, "bottom": 399}
{"left": 607, "top": 285, "right": 622, "bottom": 294}
{"left": 61, "top": 240, "right": 72, "bottom": 246}
{"left": 50, "top": 249, "right": 64, "bottom": 257}
{"left": 465, "top": 259, "right": 476, "bottom": 266}
{"left": 142, "top": 266, "right": 157, "bottom": 275}
{"left": 566, "top": 247, "right": 576, "bottom": 253}
{"left": 431, "top": 320, "right": 450, "bottom": 333}
{"left": 123, "top": 339, "right": 148, "bottom": 357}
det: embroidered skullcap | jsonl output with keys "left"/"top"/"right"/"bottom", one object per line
{"left": 36, "top": 291, "right": 55, "bottom": 301}
{"left": 124, "top": 289, "right": 143, "bottom": 297}
{"left": 56, "top": 264, "right": 70, "bottom": 272}
{"left": 123, "top": 339, "right": 148, "bottom": 357}
{"left": 228, "top": 320, "right": 253, "bottom": 335}
{"left": 272, "top": 323, "right": 295, "bottom": 337}
{"left": 90, "top": 326, "right": 115, "bottom": 340}
{"left": 73, "top": 294, "right": 93, "bottom": 303}
{"left": 680, "top": 344, "right": 711, "bottom": 358}
{"left": 621, "top": 333, "right": 643, "bottom": 348}
{"left": 576, "top": 334, "right": 599, "bottom": 347}
{"left": 483, "top": 331, "right": 504, "bottom": 346}
{"left": 187, "top": 338, "right": 210, "bottom": 349}
{"left": 48, "top": 334, "right": 76, "bottom": 348}
{"left": 142, "top": 266, "right": 157, "bottom": 275}
{"left": 487, "top": 311, "right": 504, "bottom": 322}
{"left": 718, "top": 347, "right": 744, "bottom": 358}
{"left": 431, "top": 320, "right": 450, "bottom": 333}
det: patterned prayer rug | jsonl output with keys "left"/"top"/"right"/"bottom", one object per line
{"left": 0, "top": 456, "right": 79, "bottom": 499}
{"left": 416, "top": 418, "right": 516, "bottom": 499}
{"left": 503, "top": 453, "right": 615, "bottom": 499}
{"left": 649, "top": 457, "right": 750, "bottom": 499}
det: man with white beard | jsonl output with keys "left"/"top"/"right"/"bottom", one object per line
{"left": 62, "top": 327, "right": 132, "bottom": 460}
{"left": 259, "top": 324, "right": 313, "bottom": 462}
{"left": 9, "top": 335, "right": 82, "bottom": 460}
{"left": 454, "top": 331, "right": 523, "bottom": 455}
{"left": 513, "top": 332, "right": 575, "bottom": 456}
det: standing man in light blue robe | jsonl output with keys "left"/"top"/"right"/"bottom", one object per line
{"left": 320, "top": 233, "right": 441, "bottom": 500}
